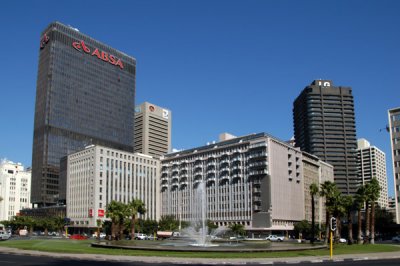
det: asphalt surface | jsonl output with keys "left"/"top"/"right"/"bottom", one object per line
{"left": 1, "top": 245, "right": 400, "bottom": 265}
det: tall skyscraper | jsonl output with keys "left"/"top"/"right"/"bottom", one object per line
{"left": 388, "top": 107, "right": 400, "bottom": 224}
{"left": 293, "top": 80, "right": 358, "bottom": 195}
{"left": 357, "top": 138, "right": 388, "bottom": 208}
{"left": 31, "top": 22, "right": 136, "bottom": 206}
{"left": 134, "top": 102, "right": 171, "bottom": 157}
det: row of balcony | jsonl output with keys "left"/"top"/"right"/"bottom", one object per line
{"left": 163, "top": 154, "right": 267, "bottom": 170}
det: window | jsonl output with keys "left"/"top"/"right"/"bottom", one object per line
{"left": 392, "top": 114, "right": 400, "bottom": 122}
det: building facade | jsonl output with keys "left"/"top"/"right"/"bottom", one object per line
{"left": 302, "top": 153, "right": 334, "bottom": 225}
{"left": 293, "top": 80, "right": 358, "bottom": 195}
{"left": 66, "top": 145, "right": 160, "bottom": 229}
{"left": 388, "top": 107, "right": 400, "bottom": 223}
{"left": 0, "top": 160, "right": 31, "bottom": 221}
{"left": 134, "top": 102, "right": 171, "bottom": 157}
{"left": 31, "top": 22, "right": 136, "bottom": 206}
{"left": 357, "top": 138, "right": 388, "bottom": 208}
{"left": 160, "top": 133, "right": 305, "bottom": 233}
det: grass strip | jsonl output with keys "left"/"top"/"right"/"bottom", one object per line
{"left": 1, "top": 239, "right": 399, "bottom": 259}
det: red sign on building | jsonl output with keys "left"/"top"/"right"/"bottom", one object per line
{"left": 40, "top": 33, "right": 49, "bottom": 49}
{"left": 72, "top": 40, "right": 124, "bottom": 69}
{"left": 98, "top": 209, "right": 105, "bottom": 217}
{"left": 89, "top": 209, "right": 93, "bottom": 217}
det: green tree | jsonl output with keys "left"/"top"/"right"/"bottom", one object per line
{"left": 310, "top": 183, "right": 319, "bottom": 244}
{"left": 158, "top": 215, "right": 179, "bottom": 231}
{"left": 228, "top": 223, "right": 245, "bottom": 237}
{"left": 294, "top": 220, "right": 311, "bottom": 239}
{"left": 375, "top": 206, "right": 395, "bottom": 238}
{"left": 106, "top": 200, "right": 128, "bottom": 240}
{"left": 142, "top": 219, "right": 158, "bottom": 236}
{"left": 52, "top": 217, "right": 65, "bottom": 236}
{"left": 127, "top": 198, "right": 146, "bottom": 240}
{"left": 366, "top": 178, "right": 380, "bottom": 244}
{"left": 207, "top": 220, "right": 218, "bottom": 235}
{"left": 38, "top": 217, "right": 54, "bottom": 236}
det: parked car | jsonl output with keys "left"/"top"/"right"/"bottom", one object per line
{"left": 392, "top": 235, "right": 400, "bottom": 243}
{"left": 265, "top": 235, "right": 284, "bottom": 242}
{"left": 0, "top": 230, "right": 11, "bottom": 240}
{"left": 339, "top": 238, "right": 347, "bottom": 243}
{"left": 92, "top": 232, "right": 106, "bottom": 239}
{"left": 134, "top": 233, "right": 148, "bottom": 240}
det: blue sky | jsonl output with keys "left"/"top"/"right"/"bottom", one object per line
{"left": 0, "top": 0, "right": 399, "bottom": 196}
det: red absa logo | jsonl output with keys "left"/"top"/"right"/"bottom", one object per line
{"left": 72, "top": 40, "right": 124, "bottom": 69}
{"left": 40, "top": 34, "right": 49, "bottom": 49}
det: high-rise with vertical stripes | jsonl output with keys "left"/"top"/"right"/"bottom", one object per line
{"left": 31, "top": 22, "right": 136, "bottom": 206}
{"left": 293, "top": 80, "right": 359, "bottom": 195}
{"left": 134, "top": 102, "right": 171, "bottom": 157}
{"left": 357, "top": 138, "right": 388, "bottom": 208}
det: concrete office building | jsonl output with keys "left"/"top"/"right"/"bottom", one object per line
{"left": 357, "top": 138, "right": 388, "bottom": 208}
{"left": 31, "top": 22, "right": 136, "bottom": 206}
{"left": 0, "top": 160, "right": 31, "bottom": 221}
{"left": 293, "top": 80, "right": 359, "bottom": 195}
{"left": 66, "top": 145, "right": 160, "bottom": 229}
{"left": 160, "top": 133, "right": 305, "bottom": 233}
{"left": 134, "top": 102, "right": 171, "bottom": 157}
{"left": 388, "top": 107, "right": 400, "bottom": 223}
{"left": 302, "top": 153, "right": 334, "bottom": 225}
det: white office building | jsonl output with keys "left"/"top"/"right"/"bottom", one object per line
{"left": 66, "top": 146, "right": 160, "bottom": 229}
{"left": 357, "top": 138, "right": 388, "bottom": 209}
{"left": 0, "top": 160, "right": 31, "bottom": 221}
{"left": 160, "top": 133, "right": 306, "bottom": 233}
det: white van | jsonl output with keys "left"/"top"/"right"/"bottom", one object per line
{"left": 0, "top": 230, "right": 11, "bottom": 240}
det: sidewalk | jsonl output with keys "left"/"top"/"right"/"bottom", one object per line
{"left": 1, "top": 246, "right": 400, "bottom": 264}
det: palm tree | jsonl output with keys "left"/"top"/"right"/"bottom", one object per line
{"left": 320, "top": 181, "right": 337, "bottom": 244}
{"left": 355, "top": 185, "right": 366, "bottom": 244}
{"left": 127, "top": 199, "right": 146, "bottom": 240}
{"left": 96, "top": 219, "right": 103, "bottom": 240}
{"left": 341, "top": 195, "right": 354, "bottom": 244}
{"left": 310, "top": 183, "right": 319, "bottom": 244}
{"left": 106, "top": 200, "right": 127, "bottom": 240}
{"left": 364, "top": 182, "right": 371, "bottom": 244}
{"left": 366, "top": 178, "right": 380, "bottom": 244}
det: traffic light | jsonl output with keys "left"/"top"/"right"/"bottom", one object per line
{"left": 330, "top": 217, "right": 337, "bottom": 231}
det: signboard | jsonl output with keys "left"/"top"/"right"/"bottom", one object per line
{"left": 72, "top": 40, "right": 124, "bottom": 69}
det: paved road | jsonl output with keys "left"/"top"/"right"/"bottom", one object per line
{"left": 0, "top": 253, "right": 400, "bottom": 266}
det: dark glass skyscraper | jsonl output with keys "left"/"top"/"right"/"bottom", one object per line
{"left": 32, "top": 22, "right": 136, "bottom": 206}
{"left": 293, "top": 80, "right": 359, "bottom": 195}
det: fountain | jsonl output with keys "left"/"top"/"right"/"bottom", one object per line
{"left": 184, "top": 181, "right": 217, "bottom": 247}
{"left": 92, "top": 182, "right": 325, "bottom": 252}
